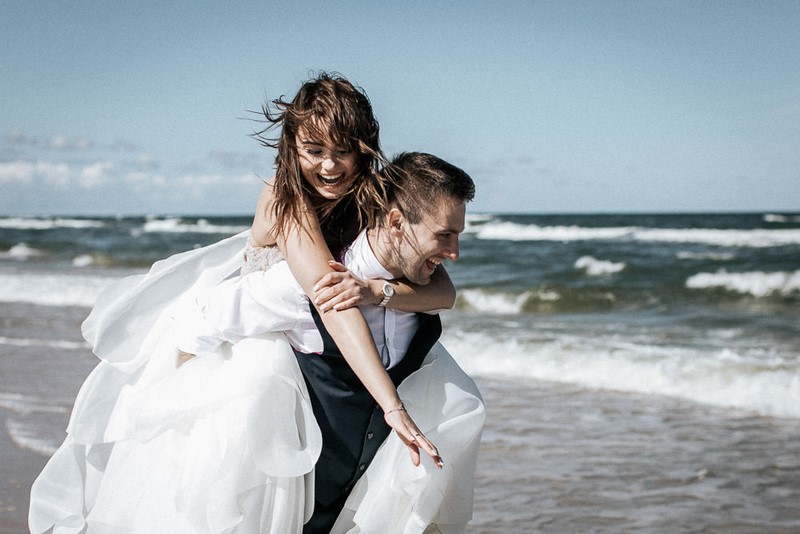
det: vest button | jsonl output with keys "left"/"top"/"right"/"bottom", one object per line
{"left": 359, "top": 464, "right": 366, "bottom": 471}
{"left": 367, "top": 432, "right": 374, "bottom": 440}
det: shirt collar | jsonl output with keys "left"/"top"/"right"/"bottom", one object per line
{"left": 345, "top": 230, "right": 393, "bottom": 280}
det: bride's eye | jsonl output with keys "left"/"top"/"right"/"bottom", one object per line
{"left": 303, "top": 147, "right": 323, "bottom": 156}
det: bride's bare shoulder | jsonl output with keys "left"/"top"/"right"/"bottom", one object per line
{"left": 249, "top": 179, "right": 277, "bottom": 247}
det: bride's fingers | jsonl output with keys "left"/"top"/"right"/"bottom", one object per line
{"left": 404, "top": 428, "right": 444, "bottom": 469}
{"left": 414, "top": 435, "right": 444, "bottom": 468}
{"left": 404, "top": 439, "right": 421, "bottom": 466}
{"left": 385, "top": 410, "right": 444, "bottom": 468}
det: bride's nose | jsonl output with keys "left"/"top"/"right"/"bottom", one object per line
{"left": 321, "top": 157, "right": 337, "bottom": 172}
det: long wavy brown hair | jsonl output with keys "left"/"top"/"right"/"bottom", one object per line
{"left": 251, "top": 72, "right": 390, "bottom": 242}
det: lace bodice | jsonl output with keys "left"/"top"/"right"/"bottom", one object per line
{"left": 241, "top": 244, "right": 284, "bottom": 275}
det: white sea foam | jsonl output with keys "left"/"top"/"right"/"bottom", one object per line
{"left": 0, "top": 217, "right": 105, "bottom": 230}
{"left": 574, "top": 255, "right": 625, "bottom": 276}
{"left": 459, "top": 289, "right": 528, "bottom": 314}
{"left": 0, "top": 272, "right": 112, "bottom": 306}
{"left": 5, "top": 417, "right": 59, "bottom": 456}
{"left": 686, "top": 269, "right": 800, "bottom": 297}
{"left": 72, "top": 254, "right": 95, "bottom": 267}
{"left": 0, "top": 242, "right": 43, "bottom": 260}
{"left": 0, "top": 336, "right": 89, "bottom": 350}
{"left": 443, "top": 331, "right": 800, "bottom": 419}
{"left": 466, "top": 214, "right": 494, "bottom": 224}
{"left": 764, "top": 213, "right": 800, "bottom": 223}
{"left": 475, "top": 221, "right": 800, "bottom": 247}
{"left": 0, "top": 392, "right": 70, "bottom": 415}
{"left": 464, "top": 214, "right": 494, "bottom": 233}
{"left": 676, "top": 251, "right": 736, "bottom": 261}
{"left": 458, "top": 288, "right": 564, "bottom": 314}
{"left": 141, "top": 217, "right": 248, "bottom": 234}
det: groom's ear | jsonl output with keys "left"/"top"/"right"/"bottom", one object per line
{"left": 387, "top": 208, "right": 405, "bottom": 237}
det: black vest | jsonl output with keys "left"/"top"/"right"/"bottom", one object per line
{"left": 293, "top": 305, "right": 442, "bottom": 507}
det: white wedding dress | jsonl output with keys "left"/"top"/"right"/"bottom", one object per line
{"left": 29, "top": 231, "right": 485, "bottom": 534}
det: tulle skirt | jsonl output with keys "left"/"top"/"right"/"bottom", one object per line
{"left": 29, "top": 231, "right": 485, "bottom": 533}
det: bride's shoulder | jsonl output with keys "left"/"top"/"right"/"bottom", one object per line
{"left": 249, "top": 179, "right": 278, "bottom": 248}
{"left": 244, "top": 179, "right": 284, "bottom": 273}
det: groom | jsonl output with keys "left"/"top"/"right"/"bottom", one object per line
{"left": 177, "top": 152, "right": 477, "bottom": 531}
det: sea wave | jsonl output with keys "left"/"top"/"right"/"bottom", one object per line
{"left": 574, "top": 255, "right": 625, "bottom": 276}
{"left": 459, "top": 288, "right": 532, "bottom": 314}
{"left": 0, "top": 242, "right": 43, "bottom": 260}
{"left": 475, "top": 221, "right": 800, "bottom": 247}
{"left": 676, "top": 251, "right": 736, "bottom": 261}
{"left": 5, "top": 417, "right": 59, "bottom": 456}
{"left": 457, "top": 287, "right": 619, "bottom": 314}
{"left": 140, "top": 217, "right": 249, "bottom": 235}
{"left": 0, "top": 217, "right": 105, "bottom": 230}
{"left": 0, "top": 336, "right": 89, "bottom": 350}
{"left": 0, "top": 392, "right": 70, "bottom": 415}
{"left": 0, "top": 272, "right": 112, "bottom": 307}
{"left": 444, "top": 331, "right": 800, "bottom": 419}
{"left": 764, "top": 213, "right": 800, "bottom": 223}
{"left": 686, "top": 269, "right": 800, "bottom": 298}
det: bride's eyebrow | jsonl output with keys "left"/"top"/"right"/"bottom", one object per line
{"left": 298, "top": 137, "right": 323, "bottom": 146}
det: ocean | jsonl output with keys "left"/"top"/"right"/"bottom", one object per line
{"left": 1, "top": 212, "right": 799, "bottom": 532}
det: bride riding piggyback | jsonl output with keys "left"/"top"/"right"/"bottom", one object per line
{"left": 30, "top": 73, "right": 484, "bottom": 534}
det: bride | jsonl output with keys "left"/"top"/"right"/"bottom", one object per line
{"left": 29, "top": 73, "right": 483, "bottom": 533}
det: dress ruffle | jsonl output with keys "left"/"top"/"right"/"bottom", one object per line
{"left": 29, "top": 231, "right": 484, "bottom": 533}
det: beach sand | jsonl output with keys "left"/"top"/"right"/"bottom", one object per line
{"left": 470, "top": 378, "right": 800, "bottom": 533}
{"left": 2, "top": 303, "right": 799, "bottom": 533}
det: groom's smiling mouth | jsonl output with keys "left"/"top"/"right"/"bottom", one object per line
{"left": 425, "top": 258, "right": 441, "bottom": 272}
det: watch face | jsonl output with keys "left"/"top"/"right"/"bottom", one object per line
{"left": 383, "top": 283, "right": 394, "bottom": 297}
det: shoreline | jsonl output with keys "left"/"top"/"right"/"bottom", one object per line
{"left": 5, "top": 376, "right": 799, "bottom": 533}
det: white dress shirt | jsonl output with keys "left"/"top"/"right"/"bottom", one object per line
{"left": 176, "top": 230, "right": 420, "bottom": 369}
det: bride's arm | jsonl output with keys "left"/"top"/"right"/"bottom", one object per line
{"left": 264, "top": 193, "right": 442, "bottom": 467}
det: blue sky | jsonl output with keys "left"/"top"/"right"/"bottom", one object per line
{"left": 1, "top": 0, "right": 798, "bottom": 216}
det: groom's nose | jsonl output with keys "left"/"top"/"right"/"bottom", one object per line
{"left": 442, "top": 236, "right": 460, "bottom": 261}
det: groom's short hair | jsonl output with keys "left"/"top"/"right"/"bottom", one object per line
{"left": 383, "top": 152, "right": 475, "bottom": 224}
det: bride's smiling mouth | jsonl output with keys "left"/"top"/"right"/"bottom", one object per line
{"left": 318, "top": 173, "right": 345, "bottom": 186}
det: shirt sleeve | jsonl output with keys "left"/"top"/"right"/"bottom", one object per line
{"left": 175, "top": 262, "right": 305, "bottom": 355}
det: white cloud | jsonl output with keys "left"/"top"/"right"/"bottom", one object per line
{"left": 48, "top": 135, "right": 93, "bottom": 151}
{"left": 5, "top": 131, "right": 38, "bottom": 147}
{"left": 79, "top": 161, "right": 113, "bottom": 188}
{"left": 3, "top": 132, "right": 95, "bottom": 151}
{"left": 0, "top": 159, "right": 97, "bottom": 189}
{"left": 36, "top": 161, "right": 72, "bottom": 188}
{"left": 0, "top": 160, "right": 35, "bottom": 184}
{"left": 176, "top": 173, "right": 254, "bottom": 187}
{"left": 0, "top": 160, "right": 74, "bottom": 188}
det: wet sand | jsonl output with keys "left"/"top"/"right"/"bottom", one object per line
{"left": 470, "top": 378, "right": 800, "bottom": 533}
{"left": 2, "top": 303, "right": 800, "bottom": 533}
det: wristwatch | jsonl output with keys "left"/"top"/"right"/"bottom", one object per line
{"left": 378, "top": 281, "right": 395, "bottom": 307}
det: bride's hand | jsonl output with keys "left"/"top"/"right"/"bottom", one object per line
{"left": 384, "top": 405, "right": 444, "bottom": 469}
{"left": 313, "top": 261, "right": 380, "bottom": 312}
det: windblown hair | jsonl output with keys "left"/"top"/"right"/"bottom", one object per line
{"left": 383, "top": 152, "right": 475, "bottom": 224}
{"left": 251, "top": 72, "right": 389, "bottom": 240}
